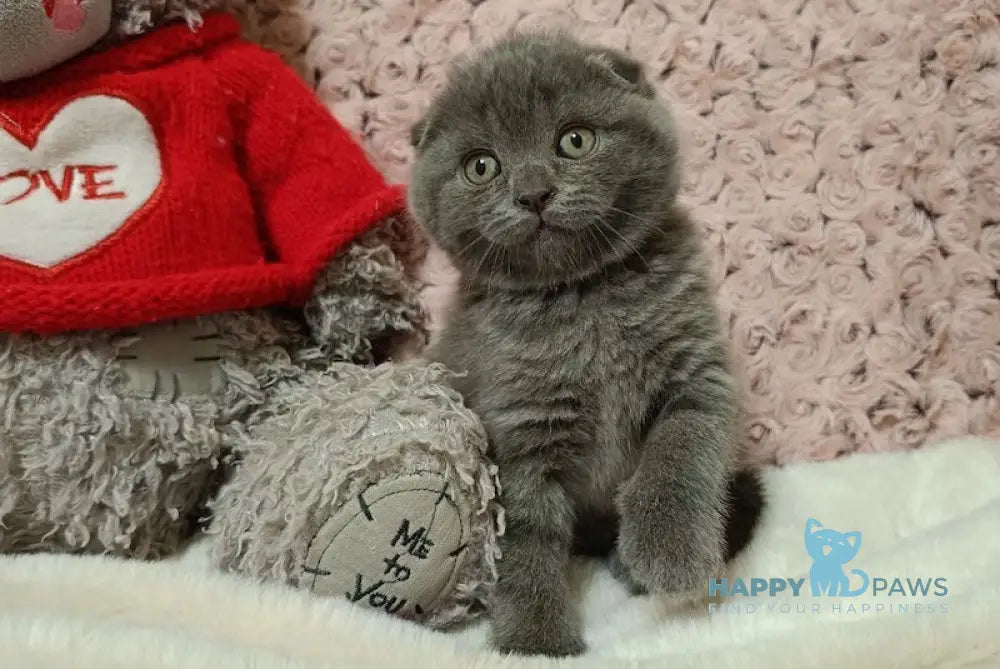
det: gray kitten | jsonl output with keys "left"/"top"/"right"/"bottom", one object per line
{"left": 408, "top": 34, "right": 764, "bottom": 657}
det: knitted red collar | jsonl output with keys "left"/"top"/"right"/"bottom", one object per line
{"left": 10, "top": 12, "right": 240, "bottom": 88}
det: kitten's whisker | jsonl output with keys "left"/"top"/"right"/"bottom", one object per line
{"left": 565, "top": 230, "right": 584, "bottom": 279}
{"left": 456, "top": 234, "right": 489, "bottom": 261}
{"left": 597, "top": 219, "right": 650, "bottom": 271}
{"left": 470, "top": 238, "right": 499, "bottom": 283}
{"left": 487, "top": 243, "right": 505, "bottom": 296}
{"left": 582, "top": 227, "right": 607, "bottom": 281}
{"left": 575, "top": 233, "right": 587, "bottom": 274}
{"left": 589, "top": 220, "right": 615, "bottom": 255}
{"left": 605, "top": 205, "right": 664, "bottom": 228}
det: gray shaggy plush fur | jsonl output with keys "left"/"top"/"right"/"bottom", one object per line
{"left": 0, "top": 298, "right": 499, "bottom": 620}
{"left": 0, "top": 310, "right": 297, "bottom": 557}
{"left": 110, "top": 0, "right": 221, "bottom": 37}
{"left": 0, "top": 197, "right": 494, "bottom": 623}
{"left": 0, "top": 0, "right": 496, "bottom": 628}
{"left": 208, "top": 362, "right": 500, "bottom": 628}
{"left": 305, "top": 217, "right": 428, "bottom": 365}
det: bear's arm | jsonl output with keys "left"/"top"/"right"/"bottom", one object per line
{"left": 222, "top": 44, "right": 405, "bottom": 283}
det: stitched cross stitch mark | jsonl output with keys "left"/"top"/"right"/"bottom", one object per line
{"left": 358, "top": 491, "right": 374, "bottom": 521}
{"left": 302, "top": 566, "right": 331, "bottom": 576}
{"left": 436, "top": 483, "right": 450, "bottom": 504}
{"left": 117, "top": 322, "right": 225, "bottom": 401}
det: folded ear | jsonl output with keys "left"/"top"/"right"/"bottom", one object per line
{"left": 585, "top": 47, "right": 656, "bottom": 98}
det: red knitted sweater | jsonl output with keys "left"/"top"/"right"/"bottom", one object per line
{"left": 0, "top": 13, "right": 404, "bottom": 334}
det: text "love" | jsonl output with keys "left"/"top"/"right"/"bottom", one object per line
{"left": 0, "top": 165, "right": 126, "bottom": 206}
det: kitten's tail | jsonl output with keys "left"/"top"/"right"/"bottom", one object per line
{"left": 723, "top": 469, "right": 766, "bottom": 562}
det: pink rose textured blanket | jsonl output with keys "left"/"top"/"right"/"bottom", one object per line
{"left": 237, "top": 0, "right": 1000, "bottom": 464}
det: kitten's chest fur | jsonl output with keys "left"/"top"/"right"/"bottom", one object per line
{"left": 438, "top": 263, "right": 688, "bottom": 503}
{"left": 469, "top": 282, "right": 648, "bottom": 409}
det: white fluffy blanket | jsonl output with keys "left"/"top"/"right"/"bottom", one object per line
{"left": 2, "top": 437, "right": 998, "bottom": 669}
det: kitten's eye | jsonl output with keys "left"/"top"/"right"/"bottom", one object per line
{"left": 557, "top": 127, "right": 597, "bottom": 159}
{"left": 463, "top": 152, "right": 501, "bottom": 185}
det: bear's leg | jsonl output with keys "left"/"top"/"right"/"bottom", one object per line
{"left": 208, "top": 362, "right": 501, "bottom": 628}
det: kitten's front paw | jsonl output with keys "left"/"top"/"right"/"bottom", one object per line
{"left": 616, "top": 479, "right": 723, "bottom": 595}
{"left": 491, "top": 621, "right": 586, "bottom": 658}
{"left": 490, "top": 589, "right": 585, "bottom": 658}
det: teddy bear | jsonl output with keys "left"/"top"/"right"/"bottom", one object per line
{"left": 0, "top": 0, "right": 500, "bottom": 628}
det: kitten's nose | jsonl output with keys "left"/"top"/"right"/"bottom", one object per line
{"left": 516, "top": 188, "right": 554, "bottom": 214}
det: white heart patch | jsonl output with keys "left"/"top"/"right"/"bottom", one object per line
{"left": 0, "top": 95, "right": 162, "bottom": 269}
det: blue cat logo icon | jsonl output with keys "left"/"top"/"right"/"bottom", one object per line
{"left": 804, "top": 518, "right": 870, "bottom": 597}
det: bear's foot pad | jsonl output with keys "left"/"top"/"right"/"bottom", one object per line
{"left": 301, "top": 474, "right": 470, "bottom": 621}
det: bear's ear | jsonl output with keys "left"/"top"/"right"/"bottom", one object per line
{"left": 585, "top": 47, "right": 656, "bottom": 98}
